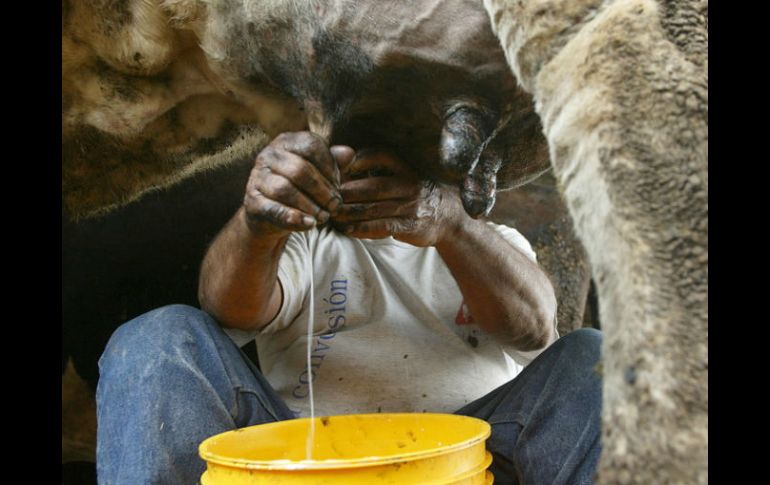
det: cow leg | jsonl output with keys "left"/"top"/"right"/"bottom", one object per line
{"left": 484, "top": 0, "right": 708, "bottom": 483}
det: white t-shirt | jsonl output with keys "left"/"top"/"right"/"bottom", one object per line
{"left": 224, "top": 222, "right": 552, "bottom": 418}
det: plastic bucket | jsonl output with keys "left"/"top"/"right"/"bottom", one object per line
{"left": 199, "top": 413, "right": 494, "bottom": 484}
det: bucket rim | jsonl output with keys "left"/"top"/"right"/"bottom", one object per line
{"left": 199, "top": 413, "right": 491, "bottom": 471}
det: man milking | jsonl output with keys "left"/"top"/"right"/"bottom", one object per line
{"left": 96, "top": 132, "right": 603, "bottom": 485}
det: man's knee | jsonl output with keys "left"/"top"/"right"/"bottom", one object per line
{"left": 100, "top": 304, "right": 215, "bottom": 368}
{"left": 561, "top": 327, "right": 602, "bottom": 347}
{"left": 554, "top": 328, "right": 603, "bottom": 368}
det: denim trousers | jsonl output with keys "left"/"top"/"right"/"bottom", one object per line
{"left": 96, "top": 305, "right": 602, "bottom": 485}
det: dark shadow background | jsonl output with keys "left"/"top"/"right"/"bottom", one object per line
{"left": 63, "top": 158, "right": 254, "bottom": 389}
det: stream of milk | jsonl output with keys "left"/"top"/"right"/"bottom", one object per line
{"left": 305, "top": 246, "right": 316, "bottom": 460}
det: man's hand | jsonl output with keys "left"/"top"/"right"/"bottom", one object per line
{"left": 332, "top": 147, "right": 556, "bottom": 350}
{"left": 199, "top": 132, "right": 354, "bottom": 330}
{"left": 243, "top": 131, "right": 347, "bottom": 237}
{"left": 332, "top": 150, "right": 467, "bottom": 247}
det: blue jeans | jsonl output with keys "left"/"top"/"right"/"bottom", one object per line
{"left": 96, "top": 305, "right": 602, "bottom": 485}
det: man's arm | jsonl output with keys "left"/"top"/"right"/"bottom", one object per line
{"left": 198, "top": 132, "right": 348, "bottom": 331}
{"left": 332, "top": 150, "right": 556, "bottom": 351}
{"left": 434, "top": 218, "right": 557, "bottom": 351}
{"left": 198, "top": 207, "right": 289, "bottom": 330}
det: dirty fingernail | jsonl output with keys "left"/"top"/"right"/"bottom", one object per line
{"left": 328, "top": 196, "right": 342, "bottom": 213}
{"left": 317, "top": 210, "right": 330, "bottom": 224}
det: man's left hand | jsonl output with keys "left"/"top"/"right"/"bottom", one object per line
{"left": 332, "top": 149, "right": 466, "bottom": 247}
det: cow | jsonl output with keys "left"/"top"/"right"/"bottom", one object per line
{"left": 62, "top": 1, "right": 707, "bottom": 483}
{"left": 62, "top": 0, "right": 550, "bottom": 219}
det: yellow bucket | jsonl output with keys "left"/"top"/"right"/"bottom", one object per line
{"left": 199, "top": 413, "right": 494, "bottom": 484}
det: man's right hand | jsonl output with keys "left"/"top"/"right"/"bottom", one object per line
{"left": 243, "top": 131, "right": 348, "bottom": 237}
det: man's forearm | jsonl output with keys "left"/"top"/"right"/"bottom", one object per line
{"left": 435, "top": 218, "right": 557, "bottom": 351}
{"left": 198, "top": 207, "right": 287, "bottom": 330}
